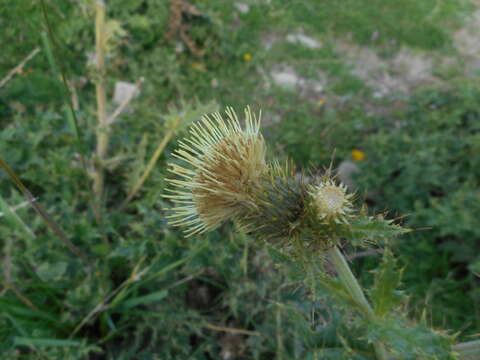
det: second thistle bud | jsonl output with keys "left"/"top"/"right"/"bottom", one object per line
{"left": 310, "top": 179, "right": 353, "bottom": 224}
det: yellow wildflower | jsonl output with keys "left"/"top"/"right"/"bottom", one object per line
{"left": 243, "top": 53, "right": 252, "bottom": 62}
{"left": 191, "top": 62, "right": 206, "bottom": 72}
{"left": 351, "top": 149, "right": 365, "bottom": 161}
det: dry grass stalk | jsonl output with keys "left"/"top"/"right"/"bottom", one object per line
{"left": 1, "top": 201, "right": 36, "bottom": 238}
{"left": 205, "top": 323, "right": 259, "bottom": 336}
{"left": 0, "top": 48, "right": 40, "bottom": 89}
{"left": 2, "top": 236, "right": 39, "bottom": 310}
{"left": 0, "top": 158, "right": 89, "bottom": 264}
{"left": 69, "top": 257, "right": 148, "bottom": 338}
{"left": 0, "top": 200, "right": 34, "bottom": 218}
{"left": 120, "top": 116, "right": 182, "bottom": 209}
{"left": 1, "top": 237, "right": 13, "bottom": 296}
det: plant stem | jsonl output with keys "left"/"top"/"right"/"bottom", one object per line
{"left": 327, "top": 245, "right": 387, "bottom": 360}
{"left": 0, "top": 47, "right": 40, "bottom": 89}
{"left": 92, "top": 0, "right": 108, "bottom": 220}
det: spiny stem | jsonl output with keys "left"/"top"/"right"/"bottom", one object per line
{"left": 327, "top": 245, "right": 387, "bottom": 360}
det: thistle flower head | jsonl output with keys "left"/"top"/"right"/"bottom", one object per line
{"left": 238, "top": 161, "right": 309, "bottom": 243}
{"left": 164, "top": 106, "right": 267, "bottom": 236}
{"left": 310, "top": 179, "right": 353, "bottom": 223}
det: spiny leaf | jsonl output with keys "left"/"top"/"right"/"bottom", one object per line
{"left": 365, "top": 317, "right": 456, "bottom": 359}
{"left": 370, "top": 249, "right": 404, "bottom": 317}
{"left": 343, "top": 214, "right": 408, "bottom": 246}
{"left": 315, "top": 275, "right": 368, "bottom": 316}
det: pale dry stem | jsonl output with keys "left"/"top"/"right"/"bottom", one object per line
{"left": 0, "top": 48, "right": 40, "bottom": 89}
{"left": 120, "top": 117, "right": 182, "bottom": 209}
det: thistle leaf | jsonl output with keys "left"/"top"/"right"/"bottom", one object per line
{"left": 370, "top": 249, "right": 404, "bottom": 317}
{"left": 266, "top": 246, "right": 305, "bottom": 280}
{"left": 342, "top": 214, "right": 408, "bottom": 246}
{"left": 316, "top": 275, "right": 369, "bottom": 316}
{"left": 365, "top": 317, "right": 456, "bottom": 359}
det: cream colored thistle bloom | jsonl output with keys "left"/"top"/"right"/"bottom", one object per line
{"left": 164, "top": 107, "right": 267, "bottom": 236}
{"left": 310, "top": 179, "right": 353, "bottom": 223}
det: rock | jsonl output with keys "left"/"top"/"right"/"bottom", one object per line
{"left": 454, "top": 9, "right": 480, "bottom": 74}
{"left": 270, "top": 65, "right": 326, "bottom": 95}
{"left": 286, "top": 33, "right": 322, "bottom": 49}
{"left": 113, "top": 81, "right": 139, "bottom": 105}
{"left": 234, "top": 3, "right": 249, "bottom": 14}
{"left": 335, "top": 41, "right": 435, "bottom": 97}
{"left": 270, "top": 66, "right": 300, "bottom": 88}
{"left": 337, "top": 160, "right": 360, "bottom": 190}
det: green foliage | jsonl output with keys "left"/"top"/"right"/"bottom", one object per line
{"left": 355, "top": 83, "right": 480, "bottom": 336}
{"left": 366, "top": 317, "right": 455, "bottom": 360}
{"left": 1, "top": 0, "right": 478, "bottom": 358}
{"left": 270, "top": 245, "right": 456, "bottom": 359}
{"left": 279, "top": 0, "right": 470, "bottom": 50}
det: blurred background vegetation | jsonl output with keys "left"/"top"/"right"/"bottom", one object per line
{"left": 1, "top": 0, "right": 479, "bottom": 358}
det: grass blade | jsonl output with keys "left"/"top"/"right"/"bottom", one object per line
{"left": 121, "top": 290, "right": 169, "bottom": 309}
{"left": 39, "top": 0, "right": 87, "bottom": 161}
{"left": 14, "top": 337, "right": 83, "bottom": 347}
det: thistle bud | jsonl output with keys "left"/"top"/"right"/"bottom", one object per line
{"left": 309, "top": 179, "right": 353, "bottom": 224}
